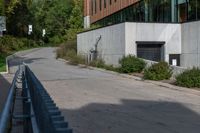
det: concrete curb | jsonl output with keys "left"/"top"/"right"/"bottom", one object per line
{"left": 0, "top": 48, "right": 41, "bottom": 74}
{"left": 88, "top": 66, "right": 200, "bottom": 95}
{"left": 57, "top": 58, "right": 200, "bottom": 95}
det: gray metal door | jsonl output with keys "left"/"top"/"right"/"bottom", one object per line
{"left": 137, "top": 44, "right": 162, "bottom": 62}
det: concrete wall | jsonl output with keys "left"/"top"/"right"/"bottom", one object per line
{"left": 125, "top": 22, "right": 182, "bottom": 62}
{"left": 77, "top": 22, "right": 182, "bottom": 66}
{"left": 181, "top": 21, "right": 200, "bottom": 68}
{"left": 77, "top": 23, "right": 126, "bottom": 66}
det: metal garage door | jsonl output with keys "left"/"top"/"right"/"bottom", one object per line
{"left": 136, "top": 42, "right": 165, "bottom": 62}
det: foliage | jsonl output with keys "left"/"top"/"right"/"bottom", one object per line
{"left": 0, "top": 0, "right": 5, "bottom": 15}
{"left": 56, "top": 40, "right": 77, "bottom": 58}
{"left": 0, "top": 54, "right": 6, "bottom": 72}
{"left": 0, "top": 35, "right": 41, "bottom": 53}
{"left": 89, "top": 59, "right": 120, "bottom": 72}
{"left": 144, "top": 62, "right": 172, "bottom": 81}
{"left": 119, "top": 55, "right": 146, "bottom": 73}
{"left": 5, "top": 0, "right": 83, "bottom": 44}
{"left": 0, "top": 35, "right": 42, "bottom": 72}
{"left": 6, "top": 0, "right": 37, "bottom": 37}
{"left": 56, "top": 40, "right": 84, "bottom": 65}
{"left": 89, "top": 59, "right": 106, "bottom": 68}
{"left": 176, "top": 68, "right": 200, "bottom": 88}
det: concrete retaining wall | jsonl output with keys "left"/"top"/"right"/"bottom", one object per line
{"left": 125, "top": 22, "right": 182, "bottom": 62}
{"left": 77, "top": 22, "right": 181, "bottom": 65}
{"left": 181, "top": 21, "right": 200, "bottom": 68}
{"left": 77, "top": 23, "right": 126, "bottom": 66}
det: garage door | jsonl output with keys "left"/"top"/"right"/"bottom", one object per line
{"left": 136, "top": 42, "right": 164, "bottom": 62}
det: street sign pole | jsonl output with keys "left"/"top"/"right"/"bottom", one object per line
{"left": 0, "top": 16, "right": 6, "bottom": 37}
{"left": 28, "top": 25, "right": 33, "bottom": 48}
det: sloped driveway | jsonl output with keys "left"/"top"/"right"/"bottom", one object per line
{"left": 8, "top": 47, "right": 200, "bottom": 133}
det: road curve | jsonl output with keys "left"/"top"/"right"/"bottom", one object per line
{"left": 8, "top": 47, "right": 200, "bottom": 133}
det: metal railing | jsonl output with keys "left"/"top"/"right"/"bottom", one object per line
{"left": 0, "top": 65, "right": 73, "bottom": 133}
{"left": 0, "top": 69, "right": 19, "bottom": 133}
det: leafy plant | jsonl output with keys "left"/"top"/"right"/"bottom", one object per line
{"left": 56, "top": 40, "right": 77, "bottom": 58}
{"left": 144, "top": 62, "right": 172, "bottom": 81}
{"left": 176, "top": 68, "right": 200, "bottom": 88}
{"left": 119, "top": 55, "right": 146, "bottom": 73}
{"left": 89, "top": 59, "right": 105, "bottom": 68}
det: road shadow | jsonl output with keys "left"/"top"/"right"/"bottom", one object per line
{"left": 61, "top": 99, "right": 200, "bottom": 133}
{"left": 0, "top": 74, "right": 12, "bottom": 113}
{"left": 8, "top": 56, "right": 46, "bottom": 74}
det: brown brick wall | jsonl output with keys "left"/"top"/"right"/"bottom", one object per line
{"left": 84, "top": 0, "right": 140, "bottom": 24}
{"left": 84, "top": 0, "right": 90, "bottom": 16}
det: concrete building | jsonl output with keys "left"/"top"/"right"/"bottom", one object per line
{"left": 78, "top": 0, "right": 200, "bottom": 68}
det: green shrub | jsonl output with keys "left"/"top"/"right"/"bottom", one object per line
{"left": 0, "top": 35, "right": 40, "bottom": 54}
{"left": 0, "top": 54, "right": 6, "bottom": 72}
{"left": 49, "top": 35, "right": 64, "bottom": 45}
{"left": 176, "top": 68, "right": 200, "bottom": 88}
{"left": 89, "top": 59, "right": 105, "bottom": 68}
{"left": 119, "top": 55, "right": 146, "bottom": 73}
{"left": 70, "top": 55, "right": 85, "bottom": 65}
{"left": 64, "top": 49, "right": 77, "bottom": 60}
{"left": 104, "top": 64, "right": 120, "bottom": 72}
{"left": 89, "top": 59, "right": 120, "bottom": 72}
{"left": 56, "top": 40, "right": 77, "bottom": 59}
{"left": 144, "top": 62, "right": 172, "bottom": 81}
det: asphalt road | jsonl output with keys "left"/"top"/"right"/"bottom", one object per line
{"left": 8, "top": 47, "right": 200, "bottom": 133}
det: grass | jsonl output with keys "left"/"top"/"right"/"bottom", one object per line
{"left": 0, "top": 54, "right": 6, "bottom": 72}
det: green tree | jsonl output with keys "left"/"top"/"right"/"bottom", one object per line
{"left": 0, "top": 0, "right": 5, "bottom": 15}
{"left": 65, "top": 0, "right": 83, "bottom": 41}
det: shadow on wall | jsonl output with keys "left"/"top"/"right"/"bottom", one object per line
{"left": 0, "top": 74, "right": 12, "bottom": 114}
{"left": 8, "top": 56, "right": 46, "bottom": 74}
{"left": 61, "top": 99, "right": 200, "bottom": 133}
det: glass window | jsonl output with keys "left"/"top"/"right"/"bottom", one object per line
{"left": 92, "top": 0, "right": 200, "bottom": 27}
{"left": 99, "top": 0, "right": 102, "bottom": 11}
{"left": 198, "top": 0, "right": 200, "bottom": 19}
{"left": 177, "top": 0, "right": 188, "bottom": 22}
{"left": 104, "top": 0, "right": 106, "bottom": 8}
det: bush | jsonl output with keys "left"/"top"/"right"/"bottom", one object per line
{"left": 119, "top": 55, "right": 146, "bottom": 73}
{"left": 70, "top": 54, "right": 85, "bottom": 65}
{"left": 49, "top": 35, "right": 64, "bottom": 46}
{"left": 89, "top": 59, "right": 120, "bottom": 72}
{"left": 0, "top": 54, "right": 6, "bottom": 72}
{"left": 89, "top": 59, "right": 105, "bottom": 68}
{"left": 56, "top": 40, "right": 77, "bottom": 59}
{"left": 176, "top": 68, "right": 200, "bottom": 88}
{"left": 144, "top": 62, "right": 172, "bottom": 81}
{"left": 0, "top": 35, "right": 40, "bottom": 54}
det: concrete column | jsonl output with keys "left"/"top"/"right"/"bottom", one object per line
{"left": 84, "top": 16, "right": 91, "bottom": 29}
{"left": 84, "top": 0, "right": 91, "bottom": 29}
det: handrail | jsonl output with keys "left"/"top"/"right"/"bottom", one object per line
{"left": 0, "top": 65, "right": 73, "bottom": 133}
{"left": 0, "top": 69, "right": 19, "bottom": 133}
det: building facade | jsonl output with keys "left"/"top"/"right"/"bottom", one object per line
{"left": 79, "top": 0, "right": 200, "bottom": 68}
{"left": 84, "top": 0, "right": 200, "bottom": 27}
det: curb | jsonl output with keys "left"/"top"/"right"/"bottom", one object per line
{"left": 57, "top": 58, "right": 200, "bottom": 95}
{"left": 89, "top": 66, "right": 200, "bottom": 95}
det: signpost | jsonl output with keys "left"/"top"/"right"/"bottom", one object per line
{"left": 42, "top": 29, "right": 46, "bottom": 37}
{"left": 28, "top": 25, "right": 32, "bottom": 35}
{"left": 0, "top": 16, "right": 6, "bottom": 37}
{"left": 28, "top": 25, "right": 33, "bottom": 47}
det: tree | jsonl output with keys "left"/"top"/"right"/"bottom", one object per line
{"left": 65, "top": 0, "right": 83, "bottom": 41}
{"left": 0, "top": 0, "right": 5, "bottom": 15}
